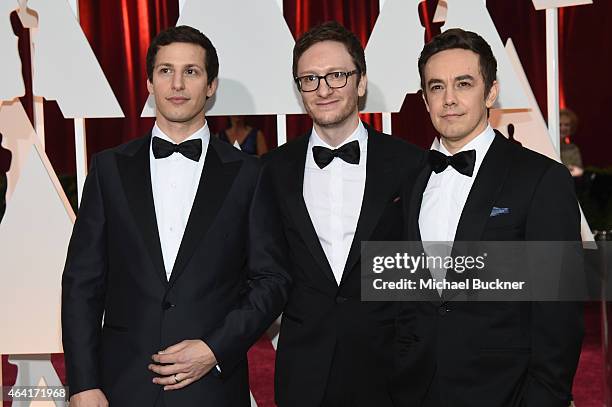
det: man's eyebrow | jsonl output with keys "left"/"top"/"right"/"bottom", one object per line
{"left": 426, "top": 78, "right": 444, "bottom": 87}
{"left": 455, "top": 74, "right": 475, "bottom": 82}
{"left": 297, "top": 67, "right": 350, "bottom": 76}
{"left": 155, "top": 63, "right": 203, "bottom": 69}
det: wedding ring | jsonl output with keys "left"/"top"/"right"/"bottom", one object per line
{"left": 174, "top": 374, "right": 180, "bottom": 384}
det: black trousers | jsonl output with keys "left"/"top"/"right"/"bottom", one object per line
{"left": 320, "top": 342, "right": 393, "bottom": 407}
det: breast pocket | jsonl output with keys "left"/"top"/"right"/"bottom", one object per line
{"left": 483, "top": 211, "right": 524, "bottom": 240}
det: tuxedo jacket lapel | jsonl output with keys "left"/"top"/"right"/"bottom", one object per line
{"left": 341, "top": 128, "right": 395, "bottom": 284}
{"left": 168, "top": 137, "right": 242, "bottom": 285}
{"left": 409, "top": 164, "right": 433, "bottom": 242}
{"left": 281, "top": 135, "right": 337, "bottom": 285}
{"left": 116, "top": 134, "right": 167, "bottom": 286}
{"left": 454, "top": 132, "right": 513, "bottom": 242}
{"left": 408, "top": 163, "right": 441, "bottom": 303}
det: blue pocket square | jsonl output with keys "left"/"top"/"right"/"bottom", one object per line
{"left": 490, "top": 207, "right": 510, "bottom": 217}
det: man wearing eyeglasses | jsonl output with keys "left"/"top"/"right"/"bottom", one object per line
{"left": 261, "top": 21, "right": 425, "bottom": 407}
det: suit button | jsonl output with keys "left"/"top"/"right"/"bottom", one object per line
{"left": 162, "top": 301, "right": 175, "bottom": 310}
{"left": 438, "top": 304, "right": 450, "bottom": 315}
{"left": 335, "top": 296, "right": 348, "bottom": 304}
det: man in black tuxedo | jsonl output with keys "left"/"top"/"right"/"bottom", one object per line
{"left": 265, "top": 21, "right": 425, "bottom": 407}
{"left": 394, "top": 29, "right": 583, "bottom": 407}
{"left": 61, "top": 26, "right": 290, "bottom": 407}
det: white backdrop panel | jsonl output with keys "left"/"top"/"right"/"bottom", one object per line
{"left": 0, "top": 100, "right": 37, "bottom": 199}
{"left": 0, "top": 143, "right": 74, "bottom": 354}
{"left": 363, "top": 0, "right": 424, "bottom": 113}
{"left": 533, "top": 0, "right": 592, "bottom": 10}
{"left": 29, "top": 0, "right": 123, "bottom": 118}
{"left": 0, "top": 0, "right": 25, "bottom": 100}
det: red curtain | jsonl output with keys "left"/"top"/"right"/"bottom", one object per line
{"left": 11, "top": 0, "right": 612, "bottom": 172}
{"left": 555, "top": 4, "right": 610, "bottom": 168}
{"left": 78, "top": 0, "right": 178, "bottom": 164}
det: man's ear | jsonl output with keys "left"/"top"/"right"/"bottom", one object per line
{"left": 357, "top": 74, "right": 367, "bottom": 98}
{"left": 421, "top": 90, "right": 430, "bottom": 113}
{"left": 485, "top": 80, "right": 499, "bottom": 108}
{"left": 147, "top": 78, "right": 154, "bottom": 95}
{"left": 206, "top": 77, "right": 219, "bottom": 99}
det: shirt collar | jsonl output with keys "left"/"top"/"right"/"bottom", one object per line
{"left": 309, "top": 120, "right": 368, "bottom": 150}
{"left": 151, "top": 121, "right": 210, "bottom": 145}
{"left": 431, "top": 124, "right": 496, "bottom": 176}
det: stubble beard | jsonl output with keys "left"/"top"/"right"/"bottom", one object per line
{"left": 309, "top": 97, "right": 359, "bottom": 129}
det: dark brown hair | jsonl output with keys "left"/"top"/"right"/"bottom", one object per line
{"left": 292, "top": 21, "right": 366, "bottom": 81}
{"left": 418, "top": 28, "right": 497, "bottom": 97}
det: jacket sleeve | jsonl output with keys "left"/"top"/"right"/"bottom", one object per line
{"left": 523, "top": 163, "right": 584, "bottom": 407}
{"left": 61, "top": 154, "right": 108, "bottom": 397}
{"left": 204, "top": 160, "right": 291, "bottom": 376}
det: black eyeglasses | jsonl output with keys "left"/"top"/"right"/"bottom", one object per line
{"left": 295, "top": 70, "right": 359, "bottom": 92}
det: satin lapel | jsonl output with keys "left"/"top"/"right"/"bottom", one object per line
{"left": 116, "top": 135, "right": 167, "bottom": 286}
{"left": 407, "top": 162, "right": 442, "bottom": 303}
{"left": 453, "top": 132, "right": 513, "bottom": 242}
{"left": 340, "top": 130, "right": 394, "bottom": 284}
{"left": 168, "top": 138, "right": 242, "bottom": 286}
{"left": 282, "top": 135, "right": 337, "bottom": 285}
{"left": 409, "top": 164, "right": 433, "bottom": 242}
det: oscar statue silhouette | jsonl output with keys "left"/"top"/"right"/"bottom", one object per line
{"left": 0, "top": 132, "right": 12, "bottom": 222}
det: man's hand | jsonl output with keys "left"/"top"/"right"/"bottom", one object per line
{"left": 149, "top": 339, "right": 218, "bottom": 391}
{"left": 69, "top": 388, "right": 108, "bottom": 407}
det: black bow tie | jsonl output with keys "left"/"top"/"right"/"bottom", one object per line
{"left": 312, "top": 140, "right": 360, "bottom": 169}
{"left": 429, "top": 149, "right": 476, "bottom": 177}
{"left": 152, "top": 136, "right": 202, "bottom": 162}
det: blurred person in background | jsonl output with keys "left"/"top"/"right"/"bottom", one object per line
{"left": 560, "top": 108, "right": 584, "bottom": 178}
{"left": 218, "top": 115, "right": 268, "bottom": 156}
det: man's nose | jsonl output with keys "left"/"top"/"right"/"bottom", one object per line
{"left": 443, "top": 87, "right": 456, "bottom": 107}
{"left": 172, "top": 72, "right": 185, "bottom": 91}
{"left": 316, "top": 77, "right": 334, "bottom": 97}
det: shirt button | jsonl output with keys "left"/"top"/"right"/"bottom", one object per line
{"left": 438, "top": 304, "right": 451, "bottom": 315}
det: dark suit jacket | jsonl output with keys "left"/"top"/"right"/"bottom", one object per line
{"left": 263, "top": 124, "right": 426, "bottom": 407}
{"left": 61, "top": 134, "right": 291, "bottom": 407}
{"left": 394, "top": 131, "right": 584, "bottom": 407}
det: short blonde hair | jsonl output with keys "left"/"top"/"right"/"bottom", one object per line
{"left": 560, "top": 108, "right": 579, "bottom": 135}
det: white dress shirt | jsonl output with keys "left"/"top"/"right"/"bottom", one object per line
{"left": 419, "top": 125, "right": 495, "bottom": 287}
{"left": 419, "top": 125, "right": 495, "bottom": 243}
{"left": 303, "top": 121, "right": 368, "bottom": 285}
{"left": 149, "top": 122, "right": 210, "bottom": 280}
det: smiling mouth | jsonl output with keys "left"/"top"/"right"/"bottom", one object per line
{"left": 316, "top": 100, "right": 340, "bottom": 108}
